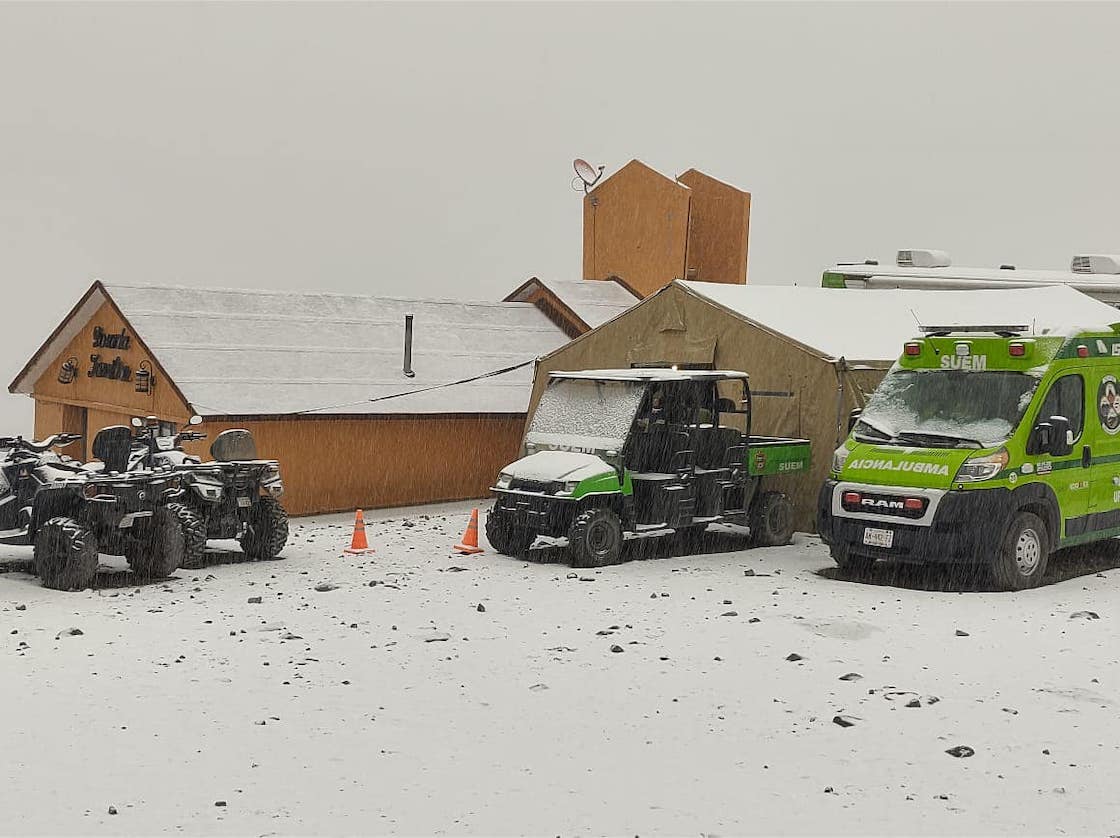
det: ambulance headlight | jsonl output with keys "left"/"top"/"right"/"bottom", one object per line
{"left": 831, "top": 445, "right": 850, "bottom": 475}
{"left": 495, "top": 472, "right": 513, "bottom": 490}
{"left": 954, "top": 449, "right": 1009, "bottom": 482}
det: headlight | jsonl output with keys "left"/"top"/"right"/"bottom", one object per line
{"left": 831, "top": 445, "right": 850, "bottom": 474}
{"left": 495, "top": 472, "right": 513, "bottom": 489}
{"left": 261, "top": 465, "right": 281, "bottom": 482}
{"left": 556, "top": 480, "right": 580, "bottom": 496}
{"left": 954, "top": 449, "right": 1009, "bottom": 482}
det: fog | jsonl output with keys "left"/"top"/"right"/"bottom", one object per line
{"left": 3, "top": 2, "right": 1118, "bottom": 432}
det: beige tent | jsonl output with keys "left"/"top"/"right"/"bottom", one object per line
{"left": 531, "top": 281, "right": 1120, "bottom": 533}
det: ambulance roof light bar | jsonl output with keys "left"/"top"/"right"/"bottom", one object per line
{"left": 918, "top": 324, "right": 1029, "bottom": 337}
{"left": 897, "top": 249, "right": 951, "bottom": 268}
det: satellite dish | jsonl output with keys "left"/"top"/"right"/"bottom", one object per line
{"left": 573, "top": 158, "right": 605, "bottom": 193}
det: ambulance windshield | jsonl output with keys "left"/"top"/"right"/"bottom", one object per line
{"left": 856, "top": 369, "right": 1040, "bottom": 448}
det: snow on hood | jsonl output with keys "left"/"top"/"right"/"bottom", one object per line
{"left": 503, "top": 450, "right": 614, "bottom": 482}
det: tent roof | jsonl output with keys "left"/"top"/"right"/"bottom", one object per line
{"left": 552, "top": 369, "right": 749, "bottom": 383}
{"left": 678, "top": 281, "right": 1120, "bottom": 362}
{"left": 11, "top": 281, "right": 571, "bottom": 417}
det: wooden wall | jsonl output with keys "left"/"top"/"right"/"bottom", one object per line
{"left": 678, "top": 169, "right": 751, "bottom": 286}
{"left": 583, "top": 160, "right": 691, "bottom": 298}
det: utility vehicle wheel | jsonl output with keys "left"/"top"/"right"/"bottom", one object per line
{"left": 568, "top": 507, "right": 624, "bottom": 568}
{"left": 484, "top": 513, "right": 535, "bottom": 556}
{"left": 831, "top": 546, "right": 875, "bottom": 576}
{"left": 34, "top": 517, "right": 98, "bottom": 591}
{"left": 240, "top": 496, "right": 289, "bottom": 560}
{"left": 991, "top": 511, "right": 1049, "bottom": 591}
{"left": 127, "top": 504, "right": 195, "bottom": 580}
{"left": 748, "top": 492, "right": 795, "bottom": 547}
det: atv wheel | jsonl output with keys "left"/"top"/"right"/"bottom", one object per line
{"left": 169, "top": 503, "right": 207, "bottom": 569}
{"left": 127, "top": 504, "right": 197, "bottom": 580}
{"left": 990, "top": 510, "right": 1049, "bottom": 591}
{"left": 748, "top": 492, "right": 794, "bottom": 547}
{"left": 34, "top": 517, "right": 99, "bottom": 591}
{"left": 485, "top": 512, "right": 535, "bottom": 557}
{"left": 568, "top": 507, "right": 624, "bottom": 568}
{"left": 239, "top": 496, "right": 289, "bottom": 560}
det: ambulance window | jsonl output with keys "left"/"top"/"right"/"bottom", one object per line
{"left": 1037, "top": 375, "right": 1084, "bottom": 440}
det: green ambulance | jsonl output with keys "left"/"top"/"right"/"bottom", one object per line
{"left": 818, "top": 323, "right": 1120, "bottom": 590}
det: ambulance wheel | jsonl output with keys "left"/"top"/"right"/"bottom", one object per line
{"left": 240, "top": 496, "right": 289, "bottom": 560}
{"left": 568, "top": 507, "right": 623, "bottom": 568}
{"left": 34, "top": 517, "right": 99, "bottom": 591}
{"left": 484, "top": 513, "right": 535, "bottom": 556}
{"left": 831, "top": 546, "right": 875, "bottom": 576}
{"left": 748, "top": 492, "right": 795, "bottom": 547}
{"left": 127, "top": 505, "right": 196, "bottom": 579}
{"left": 991, "top": 510, "right": 1049, "bottom": 591}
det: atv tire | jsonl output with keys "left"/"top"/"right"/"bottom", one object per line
{"left": 568, "top": 507, "right": 624, "bottom": 568}
{"left": 127, "top": 504, "right": 197, "bottom": 580}
{"left": 240, "top": 496, "right": 288, "bottom": 560}
{"left": 485, "top": 512, "right": 535, "bottom": 557}
{"left": 990, "top": 510, "right": 1049, "bottom": 591}
{"left": 34, "top": 517, "right": 99, "bottom": 591}
{"left": 748, "top": 491, "right": 795, "bottom": 547}
{"left": 169, "top": 502, "right": 207, "bottom": 569}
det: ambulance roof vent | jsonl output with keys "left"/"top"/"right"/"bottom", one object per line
{"left": 1071, "top": 254, "right": 1120, "bottom": 275}
{"left": 897, "top": 249, "right": 951, "bottom": 268}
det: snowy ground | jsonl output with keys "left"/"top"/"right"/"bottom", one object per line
{"left": 3, "top": 500, "right": 1120, "bottom": 836}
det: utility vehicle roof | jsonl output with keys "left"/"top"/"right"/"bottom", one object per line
{"left": 550, "top": 369, "right": 749, "bottom": 383}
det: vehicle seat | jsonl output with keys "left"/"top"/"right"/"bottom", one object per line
{"left": 91, "top": 426, "right": 133, "bottom": 474}
{"left": 628, "top": 427, "right": 677, "bottom": 474}
{"left": 694, "top": 427, "right": 743, "bottom": 470}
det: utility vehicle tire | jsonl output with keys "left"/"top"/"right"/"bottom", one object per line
{"left": 34, "top": 517, "right": 99, "bottom": 591}
{"left": 991, "top": 510, "right": 1049, "bottom": 591}
{"left": 748, "top": 492, "right": 795, "bottom": 547}
{"left": 568, "top": 507, "right": 624, "bottom": 568}
{"left": 240, "top": 496, "right": 289, "bottom": 560}
{"left": 831, "top": 546, "right": 875, "bottom": 576}
{"left": 127, "top": 504, "right": 195, "bottom": 580}
{"left": 484, "top": 513, "right": 535, "bottom": 557}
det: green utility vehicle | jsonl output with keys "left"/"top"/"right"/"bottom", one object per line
{"left": 487, "top": 369, "right": 811, "bottom": 567}
{"left": 819, "top": 322, "right": 1120, "bottom": 590}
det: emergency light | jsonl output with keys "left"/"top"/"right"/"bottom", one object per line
{"left": 903, "top": 342, "right": 922, "bottom": 357}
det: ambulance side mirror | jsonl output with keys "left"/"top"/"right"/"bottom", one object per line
{"left": 847, "top": 408, "right": 863, "bottom": 434}
{"left": 1047, "top": 415, "right": 1073, "bottom": 456}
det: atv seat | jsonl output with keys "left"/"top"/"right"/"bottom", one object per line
{"left": 92, "top": 426, "right": 133, "bottom": 474}
{"left": 211, "top": 429, "right": 258, "bottom": 462}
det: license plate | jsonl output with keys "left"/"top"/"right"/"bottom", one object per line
{"left": 237, "top": 496, "right": 253, "bottom": 508}
{"left": 862, "top": 527, "right": 894, "bottom": 548}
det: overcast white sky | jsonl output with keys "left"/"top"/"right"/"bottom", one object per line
{"left": 2, "top": 2, "right": 1119, "bottom": 432}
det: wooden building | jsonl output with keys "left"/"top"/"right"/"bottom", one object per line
{"left": 10, "top": 281, "right": 570, "bottom": 516}
{"left": 582, "top": 160, "right": 751, "bottom": 297}
{"left": 503, "top": 276, "right": 640, "bottom": 338}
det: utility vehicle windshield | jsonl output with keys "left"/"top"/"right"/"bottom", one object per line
{"left": 526, "top": 378, "right": 648, "bottom": 453}
{"left": 856, "top": 368, "right": 1040, "bottom": 448}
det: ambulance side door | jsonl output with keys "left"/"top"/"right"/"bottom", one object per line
{"left": 1023, "top": 371, "right": 1089, "bottom": 537}
{"left": 1086, "top": 367, "right": 1120, "bottom": 537}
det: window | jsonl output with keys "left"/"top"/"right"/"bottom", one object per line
{"left": 1037, "top": 374, "right": 1084, "bottom": 440}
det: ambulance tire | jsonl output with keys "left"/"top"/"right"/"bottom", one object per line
{"left": 991, "top": 510, "right": 1049, "bottom": 591}
{"left": 748, "top": 492, "right": 795, "bottom": 547}
{"left": 568, "top": 507, "right": 624, "bottom": 568}
{"left": 831, "top": 546, "right": 875, "bottom": 576}
{"left": 485, "top": 513, "right": 535, "bottom": 557}
{"left": 34, "top": 517, "right": 99, "bottom": 591}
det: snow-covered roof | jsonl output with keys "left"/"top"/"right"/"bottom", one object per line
{"left": 504, "top": 277, "right": 639, "bottom": 331}
{"left": 678, "top": 282, "right": 1120, "bottom": 363}
{"left": 13, "top": 282, "right": 572, "bottom": 416}
{"left": 551, "top": 369, "right": 749, "bottom": 383}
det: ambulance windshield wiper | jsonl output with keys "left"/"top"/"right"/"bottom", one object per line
{"left": 854, "top": 416, "right": 897, "bottom": 441}
{"left": 895, "top": 430, "right": 983, "bottom": 449}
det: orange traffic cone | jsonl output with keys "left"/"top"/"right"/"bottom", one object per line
{"left": 454, "top": 508, "right": 484, "bottom": 555}
{"left": 344, "top": 509, "right": 375, "bottom": 554}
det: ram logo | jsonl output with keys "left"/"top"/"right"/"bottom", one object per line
{"left": 861, "top": 498, "right": 905, "bottom": 510}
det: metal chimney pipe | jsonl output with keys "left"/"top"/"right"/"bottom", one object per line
{"left": 403, "top": 314, "right": 416, "bottom": 378}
